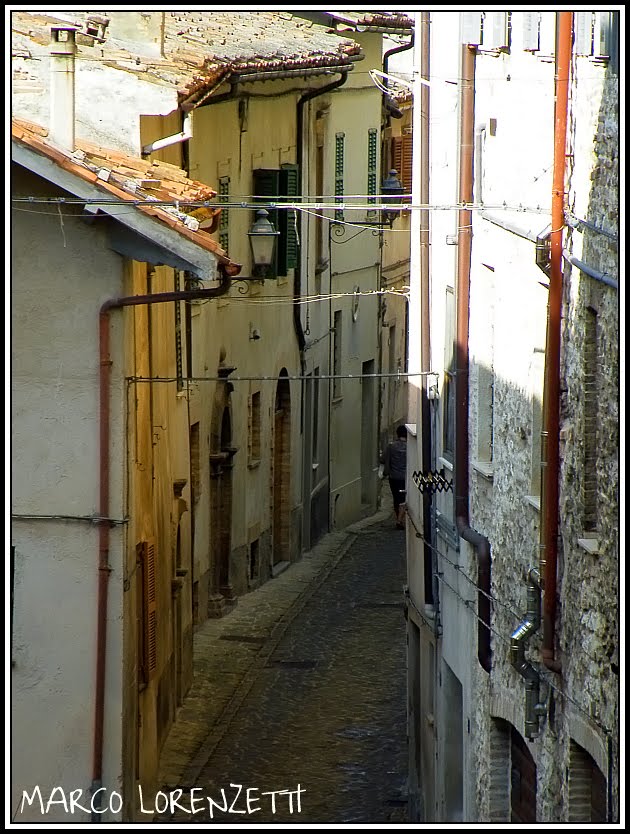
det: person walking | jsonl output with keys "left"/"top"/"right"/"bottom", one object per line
{"left": 381, "top": 424, "right": 408, "bottom": 529}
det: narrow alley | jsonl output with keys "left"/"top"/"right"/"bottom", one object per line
{"left": 154, "top": 505, "right": 408, "bottom": 825}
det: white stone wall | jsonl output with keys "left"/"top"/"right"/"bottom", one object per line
{"left": 11, "top": 168, "right": 126, "bottom": 822}
{"left": 406, "top": 11, "right": 619, "bottom": 824}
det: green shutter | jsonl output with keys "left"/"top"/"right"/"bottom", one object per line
{"left": 335, "top": 133, "right": 345, "bottom": 221}
{"left": 253, "top": 169, "right": 280, "bottom": 278}
{"left": 367, "top": 128, "right": 378, "bottom": 205}
{"left": 218, "top": 176, "right": 230, "bottom": 253}
{"left": 280, "top": 164, "right": 299, "bottom": 273}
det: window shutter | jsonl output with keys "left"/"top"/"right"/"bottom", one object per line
{"left": 334, "top": 133, "right": 345, "bottom": 221}
{"left": 462, "top": 12, "right": 483, "bottom": 45}
{"left": 253, "top": 169, "right": 280, "bottom": 278}
{"left": 538, "top": 12, "right": 556, "bottom": 56}
{"left": 401, "top": 134, "right": 412, "bottom": 196}
{"left": 484, "top": 12, "right": 510, "bottom": 50}
{"left": 367, "top": 128, "right": 378, "bottom": 205}
{"left": 392, "top": 135, "right": 412, "bottom": 195}
{"left": 140, "top": 539, "right": 157, "bottom": 681}
{"left": 522, "top": 12, "right": 540, "bottom": 51}
{"left": 279, "top": 164, "right": 299, "bottom": 273}
{"left": 218, "top": 176, "right": 230, "bottom": 252}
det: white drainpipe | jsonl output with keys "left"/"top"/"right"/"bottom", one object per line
{"left": 141, "top": 112, "right": 193, "bottom": 156}
{"left": 50, "top": 25, "right": 78, "bottom": 152}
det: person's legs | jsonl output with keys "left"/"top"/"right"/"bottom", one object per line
{"left": 389, "top": 478, "right": 405, "bottom": 527}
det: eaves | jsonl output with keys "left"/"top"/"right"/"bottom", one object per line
{"left": 12, "top": 140, "right": 226, "bottom": 284}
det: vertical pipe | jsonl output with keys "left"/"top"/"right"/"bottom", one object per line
{"left": 92, "top": 269, "right": 231, "bottom": 818}
{"left": 454, "top": 43, "right": 492, "bottom": 673}
{"left": 540, "top": 11, "right": 572, "bottom": 673}
{"left": 419, "top": 12, "right": 434, "bottom": 608}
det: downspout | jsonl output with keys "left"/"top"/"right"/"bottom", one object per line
{"left": 296, "top": 73, "right": 349, "bottom": 536}
{"left": 419, "top": 12, "right": 435, "bottom": 609}
{"left": 509, "top": 568, "right": 547, "bottom": 740}
{"left": 540, "top": 10, "right": 572, "bottom": 674}
{"left": 296, "top": 72, "right": 350, "bottom": 356}
{"left": 92, "top": 265, "right": 231, "bottom": 819}
{"left": 454, "top": 44, "right": 491, "bottom": 673}
{"left": 141, "top": 112, "right": 192, "bottom": 156}
{"left": 382, "top": 30, "right": 414, "bottom": 98}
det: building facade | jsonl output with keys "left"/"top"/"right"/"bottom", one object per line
{"left": 405, "top": 10, "right": 620, "bottom": 823}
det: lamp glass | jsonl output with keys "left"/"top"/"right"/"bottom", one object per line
{"left": 248, "top": 209, "right": 280, "bottom": 269}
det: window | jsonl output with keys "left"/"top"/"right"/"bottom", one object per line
{"left": 367, "top": 128, "right": 378, "bottom": 218}
{"left": 252, "top": 165, "right": 299, "bottom": 277}
{"left": 333, "top": 310, "right": 343, "bottom": 399}
{"left": 312, "top": 368, "right": 320, "bottom": 462}
{"left": 190, "top": 422, "right": 200, "bottom": 504}
{"left": 218, "top": 176, "right": 230, "bottom": 253}
{"left": 482, "top": 12, "right": 511, "bottom": 50}
{"left": 137, "top": 539, "right": 157, "bottom": 689}
{"left": 174, "top": 271, "right": 184, "bottom": 391}
{"left": 522, "top": 12, "right": 540, "bottom": 52}
{"left": 249, "top": 539, "right": 260, "bottom": 582}
{"left": 575, "top": 11, "right": 618, "bottom": 66}
{"left": 334, "top": 132, "right": 345, "bottom": 221}
{"left": 443, "top": 287, "right": 456, "bottom": 462}
{"left": 390, "top": 133, "right": 412, "bottom": 194}
{"left": 568, "top": 740, "right": 607, "bottom": 822}
{"left": 249, "top": 390, "right": 261, "bottom": 463}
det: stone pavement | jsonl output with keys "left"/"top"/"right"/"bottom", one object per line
{"left": 155, "top": 495, "right": 408, "bottom": 824}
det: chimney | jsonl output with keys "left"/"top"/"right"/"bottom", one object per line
{"left": 50, "top": 25, "right": 78, "bottom": 152}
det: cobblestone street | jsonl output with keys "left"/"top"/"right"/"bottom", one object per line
{"left": 156, "top": 503, "right": 409, "bottom": 824}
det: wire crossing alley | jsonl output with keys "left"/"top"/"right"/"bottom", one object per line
{"left": 154, "top": 509, "right": 408, "bottom": 825}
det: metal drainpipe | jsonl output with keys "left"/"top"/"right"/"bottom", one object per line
{"left": 509, "top": 569, "right": 546, "bottom": 739}
{"left": 296, "top": 72, "right": 349, "bottom": 356}
{"left": 92, "top": 266, "right": 231, "bottom": 819}
{"left": 382, "top": 31, "right": 414, "bottom": 98}
{"left": 419, "top": 12, "right": 435, "bottom": 611}
{"left": 454, "top": 44, "right": 492, "bottom": 673}
{"left": 540, "top": 10, "right": 572, "bottom": 674}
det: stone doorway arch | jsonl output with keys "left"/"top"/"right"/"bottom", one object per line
{"left": 271, "top": 370, "right": 291, "bottom": 569}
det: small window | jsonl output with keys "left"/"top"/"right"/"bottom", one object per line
{"left": 249, "top": 539, "right": 260, "bottom": 582}
{"left": 190, "top": 422, "right": 200, "bottom": 504}
{"left": 249, "top": 390, "right": 261, "bottom": 463}
{"left": 333, "top": 311, "right": 343, "bottom": 399}
{"left": 174, "top": 271, "right": 184, "bottom": 392}
{"left": 218, "top": 176, "right": 230, "bottom": 253}
{"left": 137, "top": 540, "right": 157, "bottom": 688}
{"left": 443, "top": 287, "right": 456, "bottom": 462}
{"left": 312, "top": 368, "right": 320, "bottom": 462}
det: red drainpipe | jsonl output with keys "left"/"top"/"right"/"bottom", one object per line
{"left": 454, "top": 44, "right": 491, "bottom": 673}
{"left": 540, "top": 11, "right": 572, "bottom": 673}
{"left": 92, "top": 265, "right": 232, "bottom": 813}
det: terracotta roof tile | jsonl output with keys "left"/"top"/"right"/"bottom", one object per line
{"left": 12, "top": 117, "right": 237, "bottom": 268}
{"left": 12, "top": 11, "right": 364, "bottom": 105}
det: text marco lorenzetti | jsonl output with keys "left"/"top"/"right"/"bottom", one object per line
{"left": 19, "top": 783, "right": 305, "bottom": 817}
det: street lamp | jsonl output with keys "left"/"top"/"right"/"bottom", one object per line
{"left": 381, "top": 168, "right": 405, "bottom": 226}
{"left": 247, "top": 209, "right": 280, "bottom": 278}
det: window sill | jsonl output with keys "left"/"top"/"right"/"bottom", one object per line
{"left": 577, "top": 536, "right": 600, "bottom": 555}
{"left": 471, "top": 459, "right": 494, "bottom": 480}
{"left": 438, "top": 456, "right": 454, "bottom": 472}
{"left": 524, "top": 495, "right": 541, "bottom": 511}
{"left": 247, "top": 459, "right": 261, "bottom": 470}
